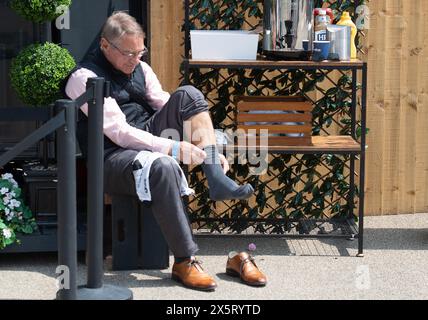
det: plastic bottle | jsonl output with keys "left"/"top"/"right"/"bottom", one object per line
{"left": 337, "top": 11, "right": 357, "bottom": 59}
{"left": 314, "top": 8, "right": 334, "bottom": 24}
{"left": 314, "top": 9, "right": 329, "bottom": 42}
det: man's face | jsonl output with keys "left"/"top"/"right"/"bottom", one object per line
{"left": 100, "top": 34, "right": 146, "bottom": 75}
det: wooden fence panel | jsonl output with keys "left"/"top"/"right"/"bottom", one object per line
{"left": 148, "top": 0, "right": 184, "bottom": 93}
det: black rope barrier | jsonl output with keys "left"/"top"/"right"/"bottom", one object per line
{"left": 0, "top": 112, "right": 65, "bottom": 168}
{"left": 0, "top": 77, "right": 132, "bottom": 300}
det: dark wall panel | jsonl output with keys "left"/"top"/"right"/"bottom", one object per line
{"left": 60, "top": 0, "right": 147, "bottom": 63}
{"left": 0, "top": 0, "right": 41, "bottom": 157}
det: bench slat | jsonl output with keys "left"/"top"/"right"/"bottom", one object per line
{"left": 239, "top": 136, "right": 313, "bottom": 146}
{"left": 237, "top": 101, "right": 312, "bottom": 111}
{"left": 236, "top": 96, "right": 306, "bottom": 103}
{"left": 237, "top": 112, "right": 311, "bottom": 123}
{"left": 235, "top": 136, "right": 360, "bottom": 152}
{"left": 237, "top": 124, "right": 313, "bottom": 134}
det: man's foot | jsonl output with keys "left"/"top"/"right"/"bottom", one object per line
{"left": 225, "top": 251, "right": 267, "bottom": 287}
{"left": 172, "top": 258, "right": 217, "bottom": 291}
{"left": 202, "top": 145, "right": 254, "bottom": 201}
{"left": 209, "top": 183, "right": 254, "bottom": 201}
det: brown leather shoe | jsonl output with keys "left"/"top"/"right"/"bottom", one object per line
{"left": 172, "top": 258, "right": 217, "bottom": 291}
{"left": 226, "top": 251, "right": 267, "bottom": 287}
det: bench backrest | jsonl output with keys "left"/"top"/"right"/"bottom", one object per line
{"left": 235, "top": 96, "right": 313, "bottom": 147}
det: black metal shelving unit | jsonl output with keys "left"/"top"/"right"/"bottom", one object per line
{"left": 184, "top": 59, "right": 367, "bottom": 256}
{"left": 183, "top": 2, "right": 367, "bottom": 257}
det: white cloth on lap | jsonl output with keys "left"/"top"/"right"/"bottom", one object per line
{"left": 132, "top": 151, "right": 194, "bottom": 202}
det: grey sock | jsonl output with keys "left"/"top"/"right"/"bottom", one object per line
{"left": 201, "top": 145, "right": 254, "bottom": 201}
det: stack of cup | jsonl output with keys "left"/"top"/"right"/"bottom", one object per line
{"left": 312, "top": 41, "right": 331, "bottom": 61}
{"left": 303, "top": 39, "right": 331, "bottom": 61}
{"left": 327, "top": 25, "right": 351, "bottom": 61}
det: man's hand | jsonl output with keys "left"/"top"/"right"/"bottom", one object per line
{"left": 177, "top": 141, "right": 207, "bottom": 165}
{"left": 219, "top": 153, "right": 230, "bottom": 174}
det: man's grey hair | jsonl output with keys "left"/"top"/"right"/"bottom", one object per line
{"left": 101, "top": 11, "right": 145, "bottom": 42}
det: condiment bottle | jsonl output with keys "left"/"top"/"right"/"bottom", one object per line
{"left": 314, "top": 9, "right": 329, "bottom": 42}
{"left": 314, "top": 8, "right": 334, "bottom": 24}
{"left": 337, "top": 11, "right": 357, "bottom": 59}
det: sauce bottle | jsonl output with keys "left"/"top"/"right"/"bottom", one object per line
{"left": 314, "top": 9, "right": 329, "bottom": 42}
{"left": 314, "top": 8, "right": 334, "bottom": 24}
{"left": 337, "top": 11, "right": 357, "bottom": 59}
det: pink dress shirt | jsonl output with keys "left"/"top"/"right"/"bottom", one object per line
{"left": 65, "top": 62, "right": 174, "bottom": 154}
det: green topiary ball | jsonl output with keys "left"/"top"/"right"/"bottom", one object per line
{"left": 10, "top": 0, "right": 72, "bottom": 23}
{"left": 10, "top": 42, "right": 76, "bottom": 106}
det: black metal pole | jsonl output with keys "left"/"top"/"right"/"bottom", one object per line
{"left": 55, "top": 100, "right": 77, "bottom": 300}
{"left": 349, "top": 154, "right": 356, "bottom": 232}
{"left": 184, "top": 0, "right": 190, "bottom": 60}
{"left": 348, "top": 68, "right": 357, "bottom": 237}
{"left": 184, "top": 61, "right": 190, "bottom": 85}
{"left": 184, "top": 0, "right": 190, "bottom": 85}
{"left": 86, "top": 78, "right": 105, "bottom": 289}
{"left": 358, "top": 63, "right": 368, "bottom": 257}
{"left": 351, "top": 68, "right": 358, "bottom": 140}
{"left": 77, "top": 78, "right": 132, "bottom": 300}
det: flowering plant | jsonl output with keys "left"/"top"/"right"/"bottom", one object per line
{"left": 0, "top": 173, "right": 37, "bottom": 249}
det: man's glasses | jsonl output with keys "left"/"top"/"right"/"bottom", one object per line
{"left": 107, "top": 39, "right": 148, "bottom": 59}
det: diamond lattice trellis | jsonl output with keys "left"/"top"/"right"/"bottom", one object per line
{"left": 184, "top": 0, "right": 366, "bottom": 235}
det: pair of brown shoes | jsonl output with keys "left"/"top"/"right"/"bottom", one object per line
{"left": 171, "top": 252, "right": 267, "bottom": 291}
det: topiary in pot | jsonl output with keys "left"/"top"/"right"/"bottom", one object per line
{"left": 10, "top": 42, "right": 76, "bottom": 106}
{"left": 10, "top": 0, "right": 72, "bottom": 23}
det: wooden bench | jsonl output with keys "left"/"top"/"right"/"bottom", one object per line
{"left": 104, "top": 194, "right": 169, "bottom": 271}
{"left": 235, "top": 96, "right": 360, "bottom": 153}
{"left": 236, "top": 96, "right": 313, "bottom": 147}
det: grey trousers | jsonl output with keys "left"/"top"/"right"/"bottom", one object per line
{"left": 104, "top": 86, "right": 209, "bottom": 257}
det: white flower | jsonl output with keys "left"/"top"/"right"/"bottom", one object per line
{"left": 1, "top": 173, "right": 18, "bottom": 187}
{"left": 9, "top": 199, "right": 21, "bottom": 208}
{"left": 5, "top": 208, "right": 15, "bottom": 218}
{"left": 0, "top": 173, "right": 33, "bottom": 246}
{"left": 2, "top": 228, "right": 12, "bottom": 239}
{"left": 1, "top": 173, "right": 14, "bottom": 181}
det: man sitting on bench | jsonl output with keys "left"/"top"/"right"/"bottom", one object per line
{"left": 65, "top": 12, "right": 266, "bottom": 291}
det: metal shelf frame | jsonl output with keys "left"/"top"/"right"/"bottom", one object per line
{"left": 182, "top": 0, "right": 367, "bottom": 257}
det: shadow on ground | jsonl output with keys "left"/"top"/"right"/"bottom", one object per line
{"left": 0, "top": 227, "right": 427, "bottom": 291}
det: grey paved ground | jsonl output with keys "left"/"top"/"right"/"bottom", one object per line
{"left": 0, "top": 213, "right": 427, "bottom": 300}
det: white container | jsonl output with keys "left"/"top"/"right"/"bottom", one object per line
{"left": 190, "top": 30, "right": 259, "bottom": 60}
{"left": 327, "top": 25, "right": 351, "bottom": 61}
